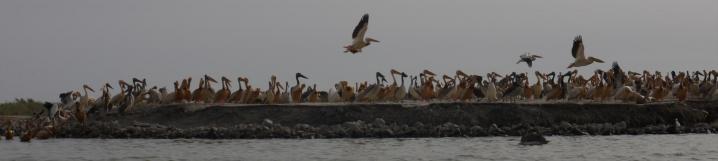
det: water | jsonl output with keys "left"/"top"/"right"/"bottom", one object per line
{"left": 1, "top": 134, "right": 717, "bottom": 161}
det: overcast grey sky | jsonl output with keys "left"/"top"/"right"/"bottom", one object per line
{"left": 1, "top": 0, "right": 716, "bottom": 102}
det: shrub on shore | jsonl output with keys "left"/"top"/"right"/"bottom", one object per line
{"left": 0, "top": 98, "right": 45, "bottom": 116}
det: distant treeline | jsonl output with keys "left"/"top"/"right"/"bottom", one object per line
{"left": 0, "top": 98, "right": 45, "bottom": 115}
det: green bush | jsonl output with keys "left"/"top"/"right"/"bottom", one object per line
{"left": 0, "top": 98, "right": 46, "bottom": 115}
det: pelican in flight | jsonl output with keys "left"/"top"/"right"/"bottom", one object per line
{"left": 517, "top": 52, "right": 542, "bottom": 68}
{"left": 568, "top": 35, "right": 604, "bottom": 68}
{"left": 344, "top": 14, "right": 379, "bottom": 54}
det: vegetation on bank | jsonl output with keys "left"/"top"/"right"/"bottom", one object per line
{"left": 0, "top": 98, "right": 45, "bottom": 115}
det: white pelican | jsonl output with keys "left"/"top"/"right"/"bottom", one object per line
{"left": 568, "top": 35, "right": 604, "bottom": 68}
{"left": 517, "top": 52, "right": 543, "bottom": 68}
{"left": 344, "top": 14, "right": 379, "bottom": 54}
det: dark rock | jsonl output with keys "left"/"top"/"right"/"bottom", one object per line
{"left": 520, "top": 131, "right": 549, "bottom": 145}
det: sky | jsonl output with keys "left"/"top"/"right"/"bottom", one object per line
{"left": 0, "top": 0, "right": 716, "bottom": 102}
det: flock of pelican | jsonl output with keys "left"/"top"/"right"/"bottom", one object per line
{"left": 7, "top": 14, "right": 717, "bottom": 142}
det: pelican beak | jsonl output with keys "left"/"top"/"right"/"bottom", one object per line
{"left": 401, "top": 72, "right": 408, "bottom": 77}
{"left": 366, "top": 37, "right": 379, "bottom": 43}
{"left": 390, "top": 69, "right": 400, "bottom": 75}
{"left": 206, "top": 75, "right": 217, "bottom": 83}
{"left": 567, "top": 63, "right": 575, "bottom": 68}
{"left": 83, "top": 84, "right": 95, "bottom": 92}
{"left": 106, "top": 84, "right": 114, "bottom": 90}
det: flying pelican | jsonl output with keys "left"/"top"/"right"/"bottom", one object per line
{"left": 344, "top": 14, "right": 379, "bottom": 54}
{"left": 517, "top": 52, "right": 543, "bottom": 68}
{"left": 568, "top": 35, "right": 604, "bottom": 68}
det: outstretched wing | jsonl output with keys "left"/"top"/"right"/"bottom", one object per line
{"left": 352, "top": 14, "right": 369, "bottom": 40}
{"left": 571, "top": 35, "right": 585, "bottom": 59}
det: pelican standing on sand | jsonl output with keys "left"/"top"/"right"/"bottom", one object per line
{"left": 517, "top": 52, "right": 543, "bottom": 68}
{"left": 344, "top": 14, "right": 379, "bottom": 54}
{"left": 568, "top": 35, "right": 604, "bottom": 68}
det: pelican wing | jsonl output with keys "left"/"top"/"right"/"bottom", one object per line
{"left": 520, "top": 53, "right": 530, "bottom": 59}
{"left": 571, "top": 35, "right": 585, "bottom": 59}
{"left": 352, "top": 14, "right": 369, "bottom": 40}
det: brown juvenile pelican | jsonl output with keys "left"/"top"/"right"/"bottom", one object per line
{"left": 408, "top": 76, "right": 422, "bottom": 100}
{"left": 420, "top": 70, "right": 437, "bottom": 100}
{"left": 291, "top": 73, "right": 308, "bottom": 103}
{"left": 516, "top": 52, "right": 543, "bottom": 68}
{"left": 77, "top": 84, "right": 95, "bottom": 113}
{"left": 568, "top": 35, "right": 604, "bottom": 68}
{"left": 145, "top": 86, "right": 161, "bottom": 104}
{"left": 335, "top": 81, "right": 355, "bottom": 102}
{"left": 344, "top": 14, "right": 379, "bottom": 54}
{"left": 383, "top": 69, "right": 402, "bottom": 101}
{"left": 204, "top": 75, "right": 218, "bottom": 100}
{"left": 264, "top": 75, "right": 279, "bottom": 104}
{"left": 109, "top": 80, "right": 131, "bottom": 111}
{"left": 192, "top": 78, "right": 205, "bottom": 102}
{"left": 531, "top": 71, "right": 546, "bottom": 99}
{"left": 170, "top": 81, "right": 181, "bottom": 103}
{"left": 118, "top": 84, "right": 135, "bottom": 113}
{"left": 357, "top": 72, "right": 388, "bottom": 102}
{"left": 214, "top": 76, "right": 232, "bottom": 103}
{"left": 94, "top": 83, "right": 113, "bottom": 113}
{"left": 229, "top": 77, "right": 245, "bottom": 103}
{"left": 193, "top": 75, "right": 217, "bottom": 103}
{"left": 181, "top": 77, "right": 192, "bottom": 102}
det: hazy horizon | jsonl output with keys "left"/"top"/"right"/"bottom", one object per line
{"left": 1, "top": 0, "right": 717, "bottom": 102}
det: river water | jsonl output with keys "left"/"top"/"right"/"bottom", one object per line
{"left": 1, "top": 134, "right": 716, "bottom": 161}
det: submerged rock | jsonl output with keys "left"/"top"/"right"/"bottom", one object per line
{"left": 520, "top": 131, "right": 549, "bottom": 145}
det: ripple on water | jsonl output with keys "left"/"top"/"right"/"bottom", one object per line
{"left": 0, "top": 134, "right": 716, "bottom": 161}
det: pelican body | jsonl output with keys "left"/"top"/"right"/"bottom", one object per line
{"left": 344, "top": 14, "right": 379, "bottom": 54}
{"left": 568, "top": 35, "right": 604, "bottom": 68}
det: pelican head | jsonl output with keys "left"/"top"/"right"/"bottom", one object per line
{"left": 222, "top": 76, "right": 230, "bottom": 83}
{"left": 132, "top": 78, "right": 142, "bottom": 85}
{"left": 401, "top": 72, "right": 408, "bottom": 78}
{"left": 376, "top": 72, "right": 388, "bottom": 83}
{"left": 104, "top": 83, "right": 113, "bottom": 90}
{"left": 119, "top": 80, "right": 130, "bottom": 87}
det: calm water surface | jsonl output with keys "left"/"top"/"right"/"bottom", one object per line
{"left": 1, "top": 134, "right": 717, "bottom": 161}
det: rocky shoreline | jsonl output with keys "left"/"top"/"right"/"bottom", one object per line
{"left": 55, "top": 101, "right": 718, "bottom": 139}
